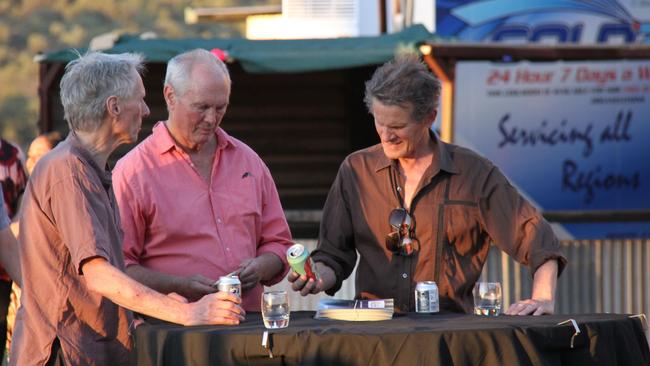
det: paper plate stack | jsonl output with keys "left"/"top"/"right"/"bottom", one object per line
{"left": 315, "top": 298, "right": 394, "bottom": 321}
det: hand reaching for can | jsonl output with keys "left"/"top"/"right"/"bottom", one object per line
{"left": 236, "top": 258, "right": 262, "bottom": 291}
{"left": 234, "top": 253, "right": 285, "bottom": 292}
{"left": 180, "top": 274, "right": 218, "bottom": 302}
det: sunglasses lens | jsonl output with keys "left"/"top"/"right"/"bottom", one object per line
{"left": 400, "top": 237, "right": 414, "bottom": 256}
{"left": 386, "top": 209, "right": 417, "bottom": 256}
{"left": 385, "top": 232, "right": 419, "bottom": 256}
{"left": 385, "top": 231, "right": 400, "bottom": 252}
{"left": 389, "top": 208, "right": 408, "bottom": 228}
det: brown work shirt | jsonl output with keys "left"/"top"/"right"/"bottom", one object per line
{"left": 312, "top": 133, "right": 567, "bottom": 313}
{"left": 11, "top": 133, "right": 132, "bottom": 366}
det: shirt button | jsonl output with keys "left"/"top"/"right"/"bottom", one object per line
{"left": 402, "top": 273, "right": 408, "bottom": 279}
{"left": 217, "top": 219, "right": 222, "bottom": 223}
{"left": 226, "top": 248, "right": 230, "bottom": 251}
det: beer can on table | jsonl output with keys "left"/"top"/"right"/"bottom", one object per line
{"left": 415, "top": 281, "right": 439, "bottom": 313}
{"left": 217, "top": 276, "right": 241, "bottom": 298}
{"left": 286, "top": 243, "right": 320, "bottom": 281}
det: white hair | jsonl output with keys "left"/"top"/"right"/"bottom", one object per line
{"left": 164, "top": 49, "right": 231, "bottom": 96}
{"left": 60, "top": 52, "right": 145, "bottom": 132}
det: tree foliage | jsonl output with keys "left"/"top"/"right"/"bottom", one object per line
{"left": 0, "top": 0, "right": 278, "bottom": 148}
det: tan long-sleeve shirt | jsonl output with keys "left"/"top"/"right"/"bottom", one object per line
{"left": 12, "top": 133, "right": 132, "bottom": 366}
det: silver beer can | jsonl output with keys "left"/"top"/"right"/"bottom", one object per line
{"left": 217, "top": 275, "right": 241, "bottom": 298}
{"left": 415, "top": 281, "right": 439, "bottom": 313}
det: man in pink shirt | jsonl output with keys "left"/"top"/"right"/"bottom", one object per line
{"left": 113, "top": 49, "right": 292, "bottom": 312}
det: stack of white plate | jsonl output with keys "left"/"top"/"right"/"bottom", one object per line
{"left": 316, "top": 308, "right": 393, "bottom": 321}
{"left": 315, "top": 298, "right": 394, "bottom": 321}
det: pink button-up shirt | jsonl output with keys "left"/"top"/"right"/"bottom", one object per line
{"left": 113, "top": 122, "right": 292, "bottom": 311}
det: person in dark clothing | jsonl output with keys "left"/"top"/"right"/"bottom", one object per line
{"left": 0, "top": 138, "right": 26, "bottom": 361}
{"left": 289, "top": 56, "right": 566, "bottom": 315}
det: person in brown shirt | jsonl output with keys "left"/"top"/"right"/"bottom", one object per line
{"left": 289, "top": 56, "right": 567, "bottom": 315}
{"left": 10, "top": 52, "right": 244, "bottom": 366}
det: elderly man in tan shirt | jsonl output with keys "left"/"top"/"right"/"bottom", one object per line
{"left": 11, "top": 52, "right": 244, "bottom": 366}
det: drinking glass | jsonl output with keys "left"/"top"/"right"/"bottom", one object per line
{"left": 473, "top": 282, "right": 502, "bottom": 316}
{"left": 261, "top": 291, "right": 290, "bottom": 329}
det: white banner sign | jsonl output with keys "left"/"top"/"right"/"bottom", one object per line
{"left": 454, "top": 60, "right": 650, "bottom": 239}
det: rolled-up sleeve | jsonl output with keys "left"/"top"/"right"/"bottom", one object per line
{"left": 478, "top": 166, "right": 567, "bottom": 277}
{"left": 256, "top": 165, "right": 293, "bottom": 286}
{"left": 49, "top": 175, "right": 111, "bottom": 274}
{"left": 311, "top": 160, "right": 358, "bottom": 295}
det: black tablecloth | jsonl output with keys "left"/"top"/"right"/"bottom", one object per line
{"left": 134, "top": 311, "right": 650, "bottom": 366}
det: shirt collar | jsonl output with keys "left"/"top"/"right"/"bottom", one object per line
{"left": 152, "top": 121, "right": 237, "bottom": 155}
{"left": 65, "top": 132, "right": 112, "bottom": 187}
{"left": 374, "top": 130, "right": 459, "bottom": 175}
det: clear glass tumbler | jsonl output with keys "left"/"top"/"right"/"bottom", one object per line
{"left": 261, "top": 290, "right": 290, "bottom": 329}
{"left": 473, "top": 282, "right": 502, "bottom": 316}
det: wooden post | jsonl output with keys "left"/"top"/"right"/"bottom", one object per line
{"left": 378, "top": 0, "right": 387, "bottom": 34}
{"left": 420, "top": 45, "right": 455, "bottom": 143}
{"left": 38, "top": 62, "right": 65, "bottom": 133}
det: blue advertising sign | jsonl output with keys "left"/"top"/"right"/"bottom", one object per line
{"left": 453, "top": 60, "right": 650, "bottom": 239}
{"left": 437, "top": 0, "right": 650, "bottom": 44}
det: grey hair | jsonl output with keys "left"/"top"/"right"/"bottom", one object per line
{"left": 60, "top": 52, "right": 145, "bottom": 132}
{"left": 164, "top": 49, "right": 231, "bottom": 97}
{"left": 364, "top": 55, "right": 441, "bottom": 123}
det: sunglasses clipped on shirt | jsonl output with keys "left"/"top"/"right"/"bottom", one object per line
{"left": 385, "top": 208, "right": 419, "bottom": 256}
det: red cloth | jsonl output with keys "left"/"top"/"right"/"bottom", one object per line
{"left": 0, "top": 139, "right": 26, "bottom": 219}
{"left": 0, "top": 139, "right": 27, "bottom": 281}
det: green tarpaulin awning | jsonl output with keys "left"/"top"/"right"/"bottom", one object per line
{"left": 40, "top": 25, "right": 434, "bottom": 73}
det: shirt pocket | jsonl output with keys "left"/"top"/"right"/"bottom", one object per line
{"left": 442, "top": 203, "right": 483, "bottom": 256}
{"left": 440, "top": 203, "right": 487, "bottom": 287}
{"left": 221, "top": 175, "right": 263, "bottom": 250}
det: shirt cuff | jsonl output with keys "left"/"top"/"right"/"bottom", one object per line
{"left": 311, "top": 252, "right": 344, "bottom": 295}
{"left": 75, "top": 248, "right": 111, "bottom": 275}
{"left": 530, "top": 250, "right": 567, "bottom": 278}
{"left": 123, "top": 256, "right": 140, "bottom": 268}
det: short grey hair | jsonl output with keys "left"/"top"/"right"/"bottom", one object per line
{"left": 364, "top": 56, "right": 441, "bottom": 123}
{"left": 164, "top": 49, "right": 231, "bottom": 97}
{"left": 60, "top": 52, "right": 145, "bottom": 132}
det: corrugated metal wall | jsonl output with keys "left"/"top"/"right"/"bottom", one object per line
{"left": 479, "top": 239, "right": 650, "bottom": 317}
{"left": 269, "top": 239, "right": 650, "bottom": 320}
